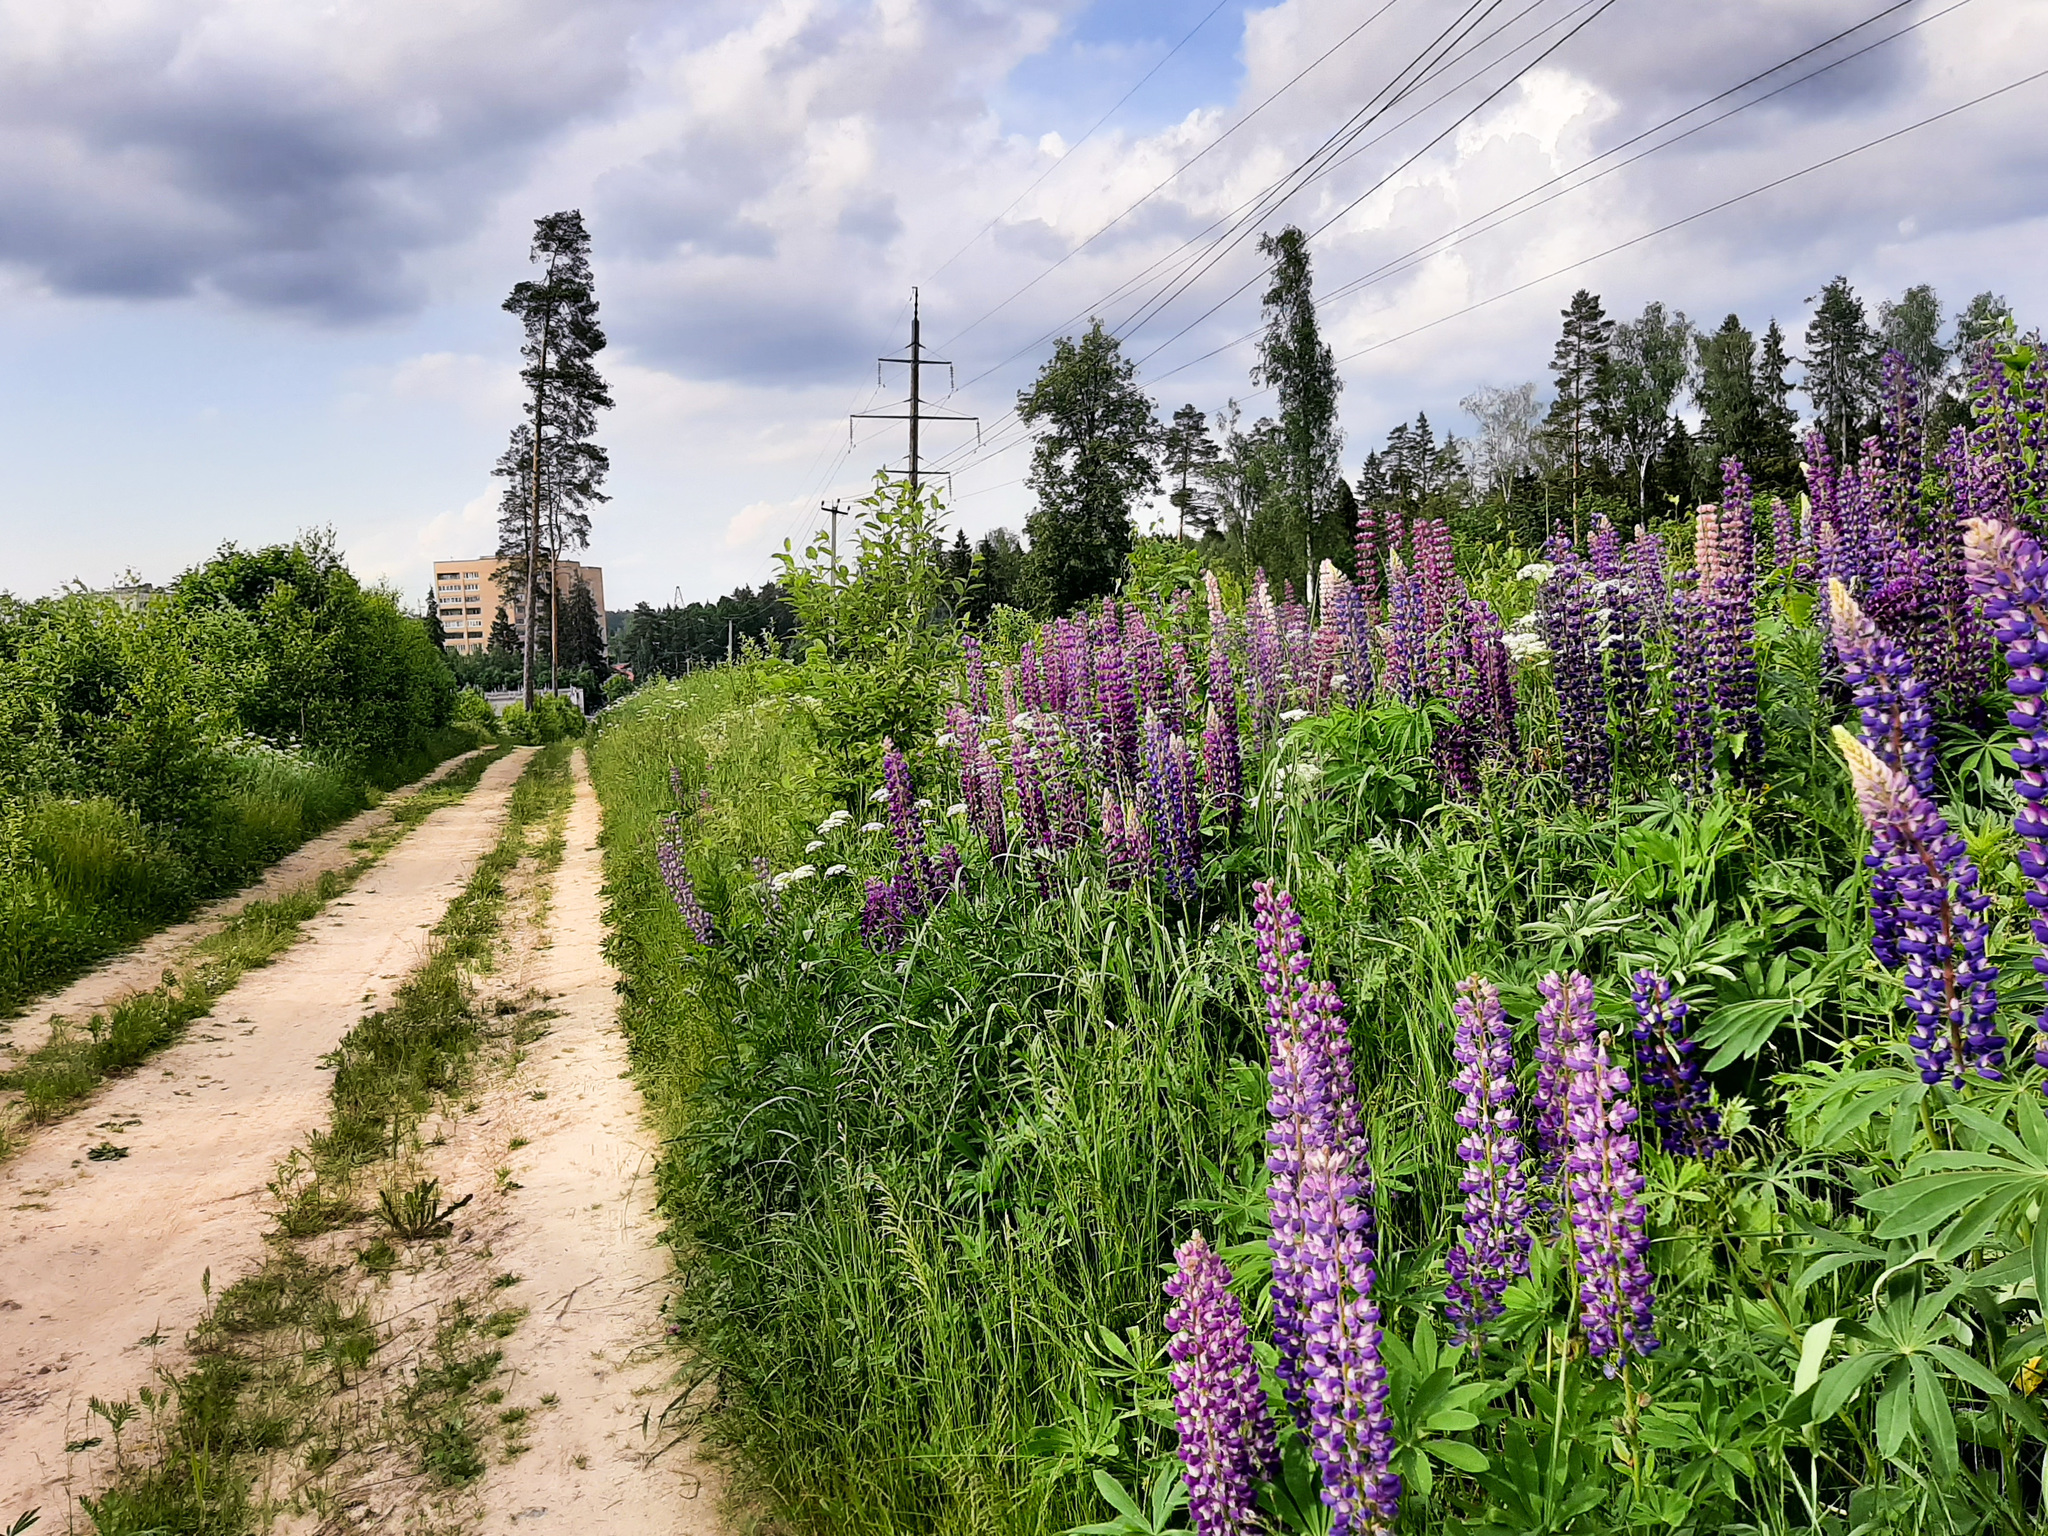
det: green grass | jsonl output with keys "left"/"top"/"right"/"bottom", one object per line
{"left": 74, "top": 744, "right": 573, "bottom": 1533}
{"left": 0, "top": 748, "right": 512, "bottom": 1148}
{"left": 0, "top": 732, "right": 490, "bottom": 1017}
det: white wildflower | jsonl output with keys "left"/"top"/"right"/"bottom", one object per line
{"left": 947, "top": 802, "right": 968, "bottom": 818}
{"left": 1517, "top": 562, "right": 1556, "bottom": 582}
{"left": 1502, "top": 629, "right": 1551, "bottom": 664}
{"left": 861, "top": 821, "right": 885, "bottom": 834}
{"left": 914, "top": 798, "right": 932, "bottom": 811}
{"left": 805, "top": 840, "right": 825, "bottom": 854}
{"left": 825, "top": 864, "right": 849, "bottom": 877}
{"left": 1280, "top": 708, "right": 1309, "bottom": 723}
{"left": 869, "top": 787, "right": 890, "bottom": 804}
{"left": 935, "top": 732, "right": 955, "bottom": 748}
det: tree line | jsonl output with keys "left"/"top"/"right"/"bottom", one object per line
{"left": 972, "top": 225, "right": 2017, "bottom": 610}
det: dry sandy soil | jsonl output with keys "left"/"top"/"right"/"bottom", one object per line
{"left": 0, "top": 748, "right": 722, "bottom": 1535}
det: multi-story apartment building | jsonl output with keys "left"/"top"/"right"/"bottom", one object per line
{"left": 433, "top": 557, "right": 606, "bottom": 656}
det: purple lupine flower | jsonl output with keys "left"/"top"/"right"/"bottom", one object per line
{"left": 1769, "top": 498, "right": 1798, "bottom": 576}
{"left": 1706, "top": 464, "right": 1763, "bottom": 785}
{"left": 1247, "top": 573, "right": 1284, "bottom": 742}
{"left": 1145, "top": 710, "right": 1202, "bottom": 901}
{"left": 1804, "top": 427, "right": 1840, "bottom": 558}
{"left": 948, "top": 706, "right": 1009, "bottom": 857}
{"left": 1589, "top": 515, "right": 1623, "bottom": 580}
{"left": 1323, "top": 561, "right": 1374, "bottom": 707}
{"left": 1668, "top": 581, "right": 1716, "bottom": 793}
{"left": 655, "top": 815, "right": 716, "bottom": 944}
{"left": 1018, "top": 640, "right": 1046, "bottom": 716}
{"left": 1470, "top": 599, "right": 1519, "bottom": 763}
{"left": 1096, "top": 632, "right": 1141, "bottom": 791}
{"left": 1101, "top": 791, "right": 1153, "bottom": 890}
{"left": 1252, "top": 882, "right": 1396, "bottom": 1535}
{"left": 1537, "top": 549, "right": 1611, "bottom": 806}
{"left": 1412, "top": 517, "right": 1460, "bottom": 640}
{"left": 1445, "top": 976, "right": 1530, "bottom": 1346}
{"left": 860, "top": 876, "right": 905, "bottom": 951}
{"left": 1828, "top": 580, "right": 1935, "bottom": 796}
{"left": 1383, "top": 553, "right": 1427, "bottom": 706}
{"left": 1963, "top": 517, "right": 2048, "bottom": 1078}
{"left": 881, "top": 737, "right": 934, "bottom": 912}
{"left": 669, "top": 764, "right": 687, "bottom": 807}
{"left": 1628, "top": 969, "right": 1723, "bottom": 1158}
{"left": 1834, "top": 726, "right": 2003, "bottom": 1085}
{"left": 1165, "top": 1231, "right": 1278, "bottom": 1536}
{"left": 1532, "top": 970, "right": 1597, "bottom": 1182}
{"left": 1563, "top": 1029, "right": 1657, "bottom": 1373}
{"left": 1203, "top": 697, "right": 1243, "bottom": 837}
{"left": 1354, "top": 501, "right": 1382, "bottom": 614}
{"left": 1879, "top": 350, "right": 1925, "bottom": 532}
{"left": 964, "top": 632, "right": 991, "bottom": 719}
{"left": 1010, "top": 714, "right": 1053, "bottom": 855}
{"left": 1627, "top": 523, "right": 1669, "bottom": 634}
{"left": 1601, "top": 572, "right": 1649, "bottom": 735}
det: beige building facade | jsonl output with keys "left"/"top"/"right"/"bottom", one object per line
{"left": 433, "top": 557, "right": 606, "bottom": 655}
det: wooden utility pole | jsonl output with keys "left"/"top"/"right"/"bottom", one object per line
{"left": 853, "top": 289, "right": 977, "bottom": 497}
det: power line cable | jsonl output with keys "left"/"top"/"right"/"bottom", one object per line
{"left": 924, "top": 0, "right": 1237, "bottom": 285}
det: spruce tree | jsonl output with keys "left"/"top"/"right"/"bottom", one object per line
{"left": 1752, "top": 320, "right": 1802, "bottom": 491}
{"left": 1160, "top": 404, "right": 1222, "bottom": 540}
{"left": 496, "top": 210, "right": 612, "bottom": 707}
{"left": 424, "top": 590, "right": 448, "bottom": 650}
{"left": 488, "top": 606, "right": 519, "bottom": 655}
{"left": 1804, "top": 275, "right": 1876, "bottom": 463}
{"left": 1539, "top": 289, "right": 1614, "bottom": 519}
{"left": 1018, "top": 322, "right": 1160, "bottom": 615}
{"left": 560, "top": 577, "right": 607, "bottom": 680}
{"left": 1694, "top": 314, "right": 1760, "bottom": 477}
{"left": 1251, "top": 227, "right": 1344, "bottom": 585}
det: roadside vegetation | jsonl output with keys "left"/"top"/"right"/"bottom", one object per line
{"left": 0, "top": 534, "right": 489, "bottom": 1013}
{"left": 592, "top": 328, "right": 2048, "bottom": 1535}
{"left": 69, "top": 744, "right": 574, "bottom": 1536}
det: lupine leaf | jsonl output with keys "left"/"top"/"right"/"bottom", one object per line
{"left": 1812, "top": 1352, "right": 1889, "bottom": 1422}
{"left": 1792, "top": 1317, "right": 1838, "bottom": 1399}
{"left": 1875, "top": 1360, "right": 1913, "bottom": 1458}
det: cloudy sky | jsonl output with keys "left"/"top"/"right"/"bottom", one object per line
{"left": 3, "top": 0, "right": 2044, "bottom": 608}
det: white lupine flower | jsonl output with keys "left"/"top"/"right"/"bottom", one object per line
{"left": 805, "top": 840, "right": 825, "bottom": 854}
{"left": 861, "top": 821, "right": 885, "bottom": 834}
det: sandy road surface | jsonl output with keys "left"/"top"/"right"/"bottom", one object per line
{"left": 0, "top": 749, "right": 532, "bottom": 1520}
{"left": 453, "top": 752, "right": 722, "bottom": 1536}
{"left": 0, "top": 748, "right": 489, "bottom": 1073}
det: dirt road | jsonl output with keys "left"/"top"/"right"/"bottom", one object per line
{"left": 0, "top": 747, "right": 723, "bottom": 1535}
{"left": 0, "top": 750, "right": 530, "bottom": 1515}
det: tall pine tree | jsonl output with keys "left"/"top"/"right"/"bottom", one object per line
{"left": 1694, "top": 314, "right": 1760, "bottom": 481}
{"left": 1539, "top": 289, "right": 1613, "bottom": 521}
{"left": 496, "top": 211, "right": 611, "bottom": 706}
{"left": 1752, "top": 320, "right": 1802, "bottom": 492}
{"left": 1159, "top": 403, "right": 1222, "bottom": 540}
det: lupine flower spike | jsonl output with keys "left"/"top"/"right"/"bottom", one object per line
{"left": 1252, "top": 882, "right": 1398, "bottom": 1534}
{"left": 1164, "top": 1231, "right": 1278, "bottom": 1536}
{"left": 1445, "top": 977, "right": 1530, "bottom": 1346}
{"left": 1628, "top": 969, "right": 1723, "bottom": 1158}
{"left": 655, "top": 815, "right": 716, "bottom": 944}
{"left": 1532, "top": 970, "right": 1597, "bottom": 1182}
{"left": 1963, "top": 515, "right": 2048, "bottom": 1078}
{"left": 1833, "top": 726, "right": 2002, "bottom": 1085}
{"left": 1563, "top": 1028, "right": 1658, "bottom": 1373}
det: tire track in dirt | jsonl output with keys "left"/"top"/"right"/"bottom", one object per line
{"left": 435, "top": 750, "right": 722, "bottom": 1535}
{"left": 0, "top": 749, "right": 533, "bottom": 1519}
{"left": 0, "top": 749, "right": 490, "bottom": 1074}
